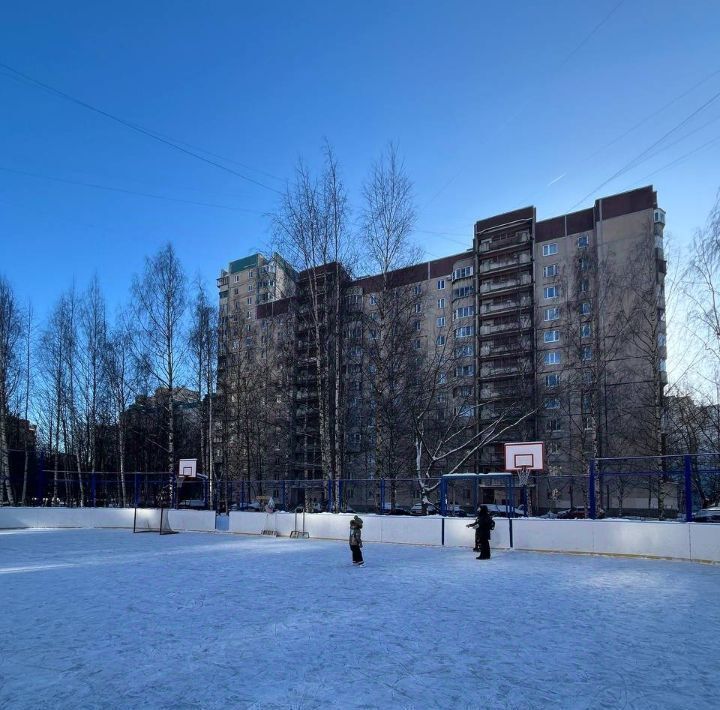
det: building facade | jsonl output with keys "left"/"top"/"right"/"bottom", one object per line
{"left": 217, "top": 186, "right": 666, "bottom": 501}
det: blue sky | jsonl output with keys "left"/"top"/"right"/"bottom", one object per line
{"left": 1, "top": 0, "right": 719, "bottom": 318}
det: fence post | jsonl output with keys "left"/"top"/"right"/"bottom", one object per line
{"left": 134, "top": 473, "right": 139, "bottom": 507}
{"left": 338, "top": 480, "right": 343, "bottom": 512}
{"left": 380, "top": 479, "right": 385, "bottom": 515}
{"left": 684, "top": 455, "right": 693, "bottom": 522}
{"left": 589, "top": 459, "right": 597, "bottom": 520}
{"left": 91, "top": 473, "right": 96, "bottom": 507}
{"left": 37, "top": 452, "right": 45, "bottom": 506}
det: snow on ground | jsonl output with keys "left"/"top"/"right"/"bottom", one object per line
{"left": 1, "top": 530, "right": 719, "bottom": 710}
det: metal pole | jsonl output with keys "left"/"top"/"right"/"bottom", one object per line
{"left": 91, "top": 473, "right": 96, "bottom": 507}
{"left": 684, "top": 454, "right": 693, "bottom": 523}
{"left": 134, "top": 473, "right": 139, "bottom": 507}
{"left": 380, "top": 478, "right": 385, "bottom": 515}
{"left": 589, "top": 459, "right": 597, "bottom": 520}
{"left": 508, "top": 476, "right": 514, "bottom": 549}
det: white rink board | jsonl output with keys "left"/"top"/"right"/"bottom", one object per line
{"left": 380, "top": 515, "right": 442, "bottom": 545}
{"left": 167, "top": 510, "right": 216, "bottom": 532}
{"left": 689, "top": 523, "right": 720, "bottom": 563}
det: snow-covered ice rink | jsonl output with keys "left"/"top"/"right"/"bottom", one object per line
{"left": 1, "top": 529, "right": 719, "bottom": 709}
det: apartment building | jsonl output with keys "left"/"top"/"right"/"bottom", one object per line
{"left": 217, "top": 186, "right": 666, "bottom": 490}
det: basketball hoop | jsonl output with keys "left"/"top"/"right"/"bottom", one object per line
{"left": 517, "top": 466, "right": 531, "bottom": 488}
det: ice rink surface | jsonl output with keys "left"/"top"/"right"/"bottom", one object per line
{"left": 1, "top": 528, "right": 719, "bottom": 709}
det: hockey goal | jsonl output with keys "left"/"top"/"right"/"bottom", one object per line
{"left": 132, "top": 507, "right": 176, "bottom": 535}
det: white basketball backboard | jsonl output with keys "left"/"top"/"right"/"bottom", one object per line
{"left": 179, "top": 458, "right": 197, "bottom": 478}
{"left": 504, "top": 442, "right": 544, "bottom": 471}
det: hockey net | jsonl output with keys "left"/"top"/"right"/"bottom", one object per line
{"left": 133, "top": 507, "right": 176, "bottom": 535}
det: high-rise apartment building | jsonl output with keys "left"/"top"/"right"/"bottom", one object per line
{"left": 217, "top": 186, "right": 666, "bottom": 490}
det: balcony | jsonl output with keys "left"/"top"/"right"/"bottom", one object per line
{"left": 479, "top": 318, "right": 532, "bottom": 336}
{"left": 480, "top": 363, "right": 526, "bottom": 378}
{"left": 479, "top": 253, "right": 532, "bottom": 274}
{"left": 478, "top": 230, "right": 531, "bottom": 254}
{"left": 480, "top": 339, "right": 533, "bottom": 358}
{"left": 478, "top": 274, "right": 532, "bottom": 295}
{"left": 217, "top": 275, "right": 229, "bottom": 288}
{"left": 480, "top": 296, "right": 532, "bottom": 316}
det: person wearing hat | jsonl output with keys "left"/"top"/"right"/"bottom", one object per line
{"left": 467, "top": 505, "right": 495, "bottom": 559}
{"left": 349, "top": 515, "right": 364, "bottom": 566}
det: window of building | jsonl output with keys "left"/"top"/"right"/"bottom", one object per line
{"left": 579, "top": 279, "right": 589, "bottom": 293}
{"left": 369, "top": 329, "right": 378, "bottom": 340}
{"left": 246, "top": 297, "right": 252, "bottom": 305}
{"left": 249, "top": 270, "right": 255, "bottom": 277}
{"left": 455, "top": 365, "right": 475, "bottom": 377}
{"left": 544, "top": 350, "right": 561, "bottom": 365}
{"left": 414, "top": 303, "right": 422, "bottom": 313}
{"left": 414, "top": 320, "right": 421, "bottom": 331}
{"left": 546, "top": 418, "right": 562, "bottom": 432}
{"left": 544, "top": 286, "right": 558, "bottom": 299}
{"left": 454, "top": 325, "right": 474, "bottom": 338}
{"left": 579, "top": 257, "right": 589, "bottom": 271}
{"left": 233, "top": 274, "right": 240, "bottom": 283}
{"left": 659, "top": 359, "right": 667, "bottom": 372}
{"left": 581, "top": 323, "right": 592, "bottom": 338}
{"left": 414, "top": 339, "right": 422, "bottom": 349}
{"left": 543, "top": 264, "right": 558, "bottom": 278}
{"left": 370, "top": 294, "right": 377, "bottom": 305}
{"left": 543, "top": 243, "right": 558, "bottom": 256}
{"left": 453, "top": 266, "right": 474, "bottom": 280}
{"left": 453, "top": 286, "right": 474, "bottom": 299}
{"left": 658, "top": 333, "right": 666, "bottom": 347}
{"left": 437, "top": 298, "right": 445, "bottom": 309}
{"left": 579, "top": 302, "right": 591, "bottom": 315}
{"left": 581, "top": 346, "right": 593, "bottom": 361}
{"left": 437, "top": 279, "right": 446, "bottom": 290}
{"left": 437, "top": 316, "right": 446, "bottom": 328}
{"left": 455, "top": 344, "right": 474, "bottom": 357}
{"left": 437, "top": 372, "right": 447, "bottom": 384}
{"left": 544, "top": 398, "right": 560, "bottom": 409}
{"left": 544, "top": 330, "right": 560, "bottom": 343}
{"left": 583, "top": 416, "right": 594, "bottom": 431}
{"left": 454, "top": 306, "right": 475, "bottom": 320}
{"left": 414, "top": 284, "right": 422, "bottom": 295}
{"left": 248, "top": 284, "right": 254, "bottom": 292}
{"left": 436, "top": 335, "right": 446, "bottom": 346}
{"left": 544, "top": 307, "right": 560, "bottom": 321}
{"left": 545, "top": 373, "right": 559, "bottom": 388}
{"left": 577, "top": 234, "right": 589, "bottom": 249}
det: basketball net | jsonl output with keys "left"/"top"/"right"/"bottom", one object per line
{"left": 517, "top": 466, "right": 531, "bottom": 488}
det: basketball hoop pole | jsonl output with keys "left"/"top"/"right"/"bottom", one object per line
{"left": 518, "top": 466, "right": 531, "bottom": 518}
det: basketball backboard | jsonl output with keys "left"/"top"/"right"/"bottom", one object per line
{"left": 179, "top": 458, "right": 197, "bottom": 478}
{"left": 504, "top": 442, "right": 544, "bottom": 471}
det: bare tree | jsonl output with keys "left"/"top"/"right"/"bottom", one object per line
{"left": 0, "top": 276, "right": 22, "bottom": 504}
{"left": 132, "top": 244, "right": 188, "bottom": 498}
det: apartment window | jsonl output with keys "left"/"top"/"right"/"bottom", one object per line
{"left": 454, "top": 325, "right": 474, "bottom": 338}
{"left": 414, "top": 339, "right": 422, "bottom": 349}
{"left": 453, "top": 286, "right": 474, "bottom": 299}
{"left": 581, "top": 346, "right": 593, "bottom": 361}
{"left": 579, "top": 257, "right": 589, "bottom": 271}
{"left": 543, "top": 243, "right": 558, "bottom": 256}
{"left": 579, "top": 302, "right": 591, "bottom": 315}
{"left": 546, "top": 418, "right": 563, "bottom": 432}
{"left": 579, "top": 279, "right": 589, "bottom": 293}
{"left": 582, "top": 394, "right": 592, "bottom": 413}
{"left": 659, "top": 359, "right": 667, "bottom": 372}
{"left": 245, "top": 324, "right": 251, "bottom": 333}
{"left": 454, "top": 306, "right": 475, "bottom": 320}
{"left": 436, "top": 335, "right": 446, "bottom": 346}
{"left": 437, "top": 316, "right": 446, "bottom": 328}
{"left": 455, "top": 365, "right": 475, "bottom": 377}
{"left": 246, "top": 297, "right": 252, "bottom": 305}
{"left": 233, "top": 288, "right": 239, "bottom": 296}
{"left": 544, "top": 307, "right": 560, "bottom": 322}
{"left": 437, "top": 298, "right": 445, "bottom": 309}
{"left": 414, "top": 284, "right": 422, "bottom": 295}
{"left": 414, "top": 303, "right": 422, "bottom": 314}
{"left": 581, "top": 324, "right": 592, "bottom": 338}
{"left": 544, "top": 330, "right": 560, "bottom": 343}
{"left": 437, "top": 279, "right": 446, "bottom": 290}
{"left": 248, "top": 284, "right": 254, "bottom": 292}
{"left": 658, "top": 334, "right": 666, "bottom": 347}
{"left": 369, "top": 329, "right": 378, "bottom": 340}
{"left": 453, "top": 266, "right": 474, "bottom": 280}
{"left": 544, "top": 286, "right": 558, "bottom": 299}
{"left": 455, "top": 344, "right": 474, "bottom": 357}
{"left": 582, "top": 370, "right": 594, "bottom": 385}
{"left": 583, "top": 416, "right": 594, "bottom": 431}
{"left": 249, "top": 270, "right": 255, "bottom": 277}
{"left": 370, "top": 294, "right": 377, "bottom": 305}
{"left": 577, "top": 234, "right": 589, "bottom": 249}
{"left": 543, "top": 264, "right": 558, "bottom": 278}
{"left": 414, "top": 320, "right": 421, "bottom": 331}
{"left": 544, "top": 350, "right": 561, "bottom": 365}
{"left": 545, "top": 373, "right": 559, "bottom": 388}
{"left": 544, "top": 398, "right": 560, "bottom": 409}
{"left": 437, "top": 372, "right": 447, "bottom": 384}
{"left": 548, "top": 441, "right": 561, "bottom": 454}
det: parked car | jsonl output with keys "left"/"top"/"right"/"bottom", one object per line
{"left": 693, "top": 506, "right": 720, "bottom": 522}
{"left": 556, "top": 507, "right": 605, "bottom": 519}
{"left": 386, "top": 507, "right": 412, "bottom": 516}
{"left": 410, "top": 502, "right": 438, "bottom": 515}
{"left": 442, "top": 504, "right": 468, "bottom": 517}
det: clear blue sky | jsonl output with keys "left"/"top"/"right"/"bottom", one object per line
{"left": 1, "top": 0, "right": 719, "bottom": 319}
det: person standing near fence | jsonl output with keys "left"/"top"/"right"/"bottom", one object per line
{"left": 467, "top": 505, "right": 494, "bottom": 560}
{"left": 349, "top": 515, "right": 364, "bottom": 566}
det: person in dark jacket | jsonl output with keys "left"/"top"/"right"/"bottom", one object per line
{"left": 349, "top": 515, "right": 364, "bottom": 566}
{"left": 467, "top": 505, "right": 495, "bottom": 559}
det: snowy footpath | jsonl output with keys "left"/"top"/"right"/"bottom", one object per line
{"left": 1, "top": 529, "right": 719, "bottom": 709}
